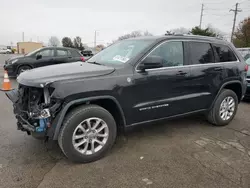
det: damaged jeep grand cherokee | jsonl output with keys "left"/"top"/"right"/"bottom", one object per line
{"left": 6, "top": 35, "right": 247, "bottom": 163}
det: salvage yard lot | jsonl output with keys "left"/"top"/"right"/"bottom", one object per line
{"left": 0, "top": 55, "right": 250, "bottom": 188}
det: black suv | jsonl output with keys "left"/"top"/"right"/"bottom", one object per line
{"left": 6, "top": 35, "right": 248, "bottom": 163}
{"left": 4, "top": 47, "right": 84, "bottom": 77}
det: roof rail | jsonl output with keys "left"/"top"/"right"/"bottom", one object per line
{"left": 165, "top": 34, "right": 224, "bottom": 41}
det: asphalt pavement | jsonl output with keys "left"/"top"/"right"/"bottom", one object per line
{"left": 0, "top": 54, "right": 250, "bottom": 188}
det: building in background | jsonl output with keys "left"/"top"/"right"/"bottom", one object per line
{"left": 17, "top": 42, "right": 43, "bottom": 54}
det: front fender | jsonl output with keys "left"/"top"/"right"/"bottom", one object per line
{"left": 50, "top": 95, "right": 125, "bottom": 140}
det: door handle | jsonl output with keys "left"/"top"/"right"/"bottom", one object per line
{"left": 213, "top": 67, "right": 223, "bottom": 71}
{"left": 68, "top": 56, "right": 72, "bottom": 59}
{"left": 176, "top": 71, "right": 187, "bottom": 76}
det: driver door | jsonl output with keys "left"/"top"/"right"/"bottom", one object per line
{"left": 123, "top": 41, "right": 192, "bottom": 125}
{"left": 35, "top": 49, "right": 55, "bottom": 68}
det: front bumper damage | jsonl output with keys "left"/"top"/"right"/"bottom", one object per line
{"left": 6, "top": 85, "right": 61, "bottom": 139}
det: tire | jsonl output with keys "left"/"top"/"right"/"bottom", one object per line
{"left": 17, "top": 65, "right": 31, "bottom": 76}
{"left": 58, "top": 105, "right": 117, "bottom": 163}
{"left": 207, "top": 89, "right": 238, "bottom": 126}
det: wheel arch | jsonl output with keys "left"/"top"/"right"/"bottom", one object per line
{"left": 52, "top": 96, "right": 126, "bottom": 140}
{"left": 210, "top": 81, "right": 243, "bottom": 109}
{"left": 16, "top": 64, "right": 33, "bottom": 75}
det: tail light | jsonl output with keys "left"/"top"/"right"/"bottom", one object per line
{"left": 80, "top": 57, "right": 85, "bottom": 62}
{"left": 245, "top": 64, "right": 249, "bottom": 72}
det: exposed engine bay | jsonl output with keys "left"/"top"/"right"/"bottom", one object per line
{"left": 6, "top": 85, "right": 61, "bottom": 138}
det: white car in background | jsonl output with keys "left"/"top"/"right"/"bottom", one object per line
{"left": 0, "top": 48, "right": 12, "bottom": 54}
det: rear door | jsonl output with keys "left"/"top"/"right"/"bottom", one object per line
{"left": 212, "top": 43, "right": 239, "bottom": 84}
{"left": 55, "top": 49, "right": 72, "bottom": 64}
{"left": 186, "top": 41, "right": 223, "bottom": 110}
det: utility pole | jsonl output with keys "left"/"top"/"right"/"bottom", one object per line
{"left": 230, "top": 3, "right": 242, "bottom": 42}
{"left": 22, "top": 32, "right": 24, "bottom": 42}
{"left": 199, "top": 3, "right": 204, "bottom": 28}
{"left": 94, "top": 30, "right": 97, "bottom": 49}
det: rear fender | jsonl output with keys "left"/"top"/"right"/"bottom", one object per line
{"left": 209, "top": 80, "right": 243, "bottom": 109}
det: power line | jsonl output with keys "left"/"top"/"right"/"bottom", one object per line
{"left": 230, "top": 3, "right": 242, "bottom": 42}
{"left": 203, "top": 13, "right": 231, "bottom": 16}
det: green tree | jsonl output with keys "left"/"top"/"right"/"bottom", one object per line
{"left": 117, "top": 30, "right": 153, "bottom": 41}
{"left": 48, "top": 36, "right": 60, "bottom": 47}
{"left": 233, "top": 17, "right": 250, "bottom": 48}
{"left": 62, "top": 37, "right": 73, "bottom": 48}
{"left": 165, "top": 27, "right": 190, "bottom": 35}
{"left": 73, "top": 36, "right": 84, "bottom": 50}
{"left": 190, "top": 26, "right": 217, "bottom": 37}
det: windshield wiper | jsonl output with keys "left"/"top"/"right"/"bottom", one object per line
{"left": 87, "top": 61, "right": 103, "bottom": 65}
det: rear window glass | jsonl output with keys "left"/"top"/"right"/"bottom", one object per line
{"left": 213, "top": 44, "right": 237, "bottom": 62}
{"left": 57, "top": 50, "right": 68, "bottom": 56}
{"left": 189, "top": 42, "right": 214, "bottom": 64}
{"left": 71, "top": 49, "right": 82, "bottom": 57}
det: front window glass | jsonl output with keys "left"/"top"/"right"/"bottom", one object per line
{"left": 87, "top": 39, "right": 154, "bottom": 65}
{"left": 148, "top": 41, "right": 184, "bottom": 67}
{"left": 38, "top": 49, "right": 54, "bottom": 57}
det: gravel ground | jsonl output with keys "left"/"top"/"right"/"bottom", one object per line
{"left": 0, "top": 61, "right": 250, "bottom": 188}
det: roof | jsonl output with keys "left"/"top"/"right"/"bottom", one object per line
{"left": 41, "top": 46, "right": 79, "bottom": 51}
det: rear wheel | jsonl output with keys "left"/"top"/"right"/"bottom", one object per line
{"left": 58, "top": 105, "right": 117, "bottom": 163}
{"left": 17, "top": 65, "right": 31, "bottom": 76}
{"left": 207, "top": 89, "right": 238, "bottom": 126}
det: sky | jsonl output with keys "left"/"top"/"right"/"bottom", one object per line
{"left": 0, "top": 0, "right": 249, "bottom": 47}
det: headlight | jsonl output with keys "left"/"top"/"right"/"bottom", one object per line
{"left": 11, "top": 59, "right": 18, "bottom": 64}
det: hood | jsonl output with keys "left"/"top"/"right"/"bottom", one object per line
{"left": 17, "top": 62, "right": 115, "bottom": 87}
{"left": 6, "top": 55, "right": 25, "bottom": 62}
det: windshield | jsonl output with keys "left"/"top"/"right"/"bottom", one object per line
{"left": 87, "top": 39, "right": 154, "bottom": 65}
{"left": 25, "top": 48, "right": 42, "bottom": 56}
{"left": 244, "top": 54, "right": 250, "bottom": 61}
{"left": 246, "top": 56, "right": 250, "bottom": 65}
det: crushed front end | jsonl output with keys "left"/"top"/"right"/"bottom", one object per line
{"left": 6, "top": 85, "right": 61, "bottom": 139}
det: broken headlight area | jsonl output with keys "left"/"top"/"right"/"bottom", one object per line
{"left": 6, "top": 85, "right": 61, "bottom": 135}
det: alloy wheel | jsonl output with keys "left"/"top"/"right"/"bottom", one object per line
{"left": 72, "top": 117, "right": 109, "bottom": 155}
{"left": 219, "top": 96, "right": 235, "bottom": 121}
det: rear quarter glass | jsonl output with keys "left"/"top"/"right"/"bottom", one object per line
{"left": 71, "top": 50, "right": 82, "bottom": 57}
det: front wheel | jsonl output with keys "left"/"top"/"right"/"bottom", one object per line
{"left": 58, "top": 105, "right": 117, "bottom": 163}
{"left": 17, "top": 65, "right": 31, "bottom": 76}
{"left": 207, "top": 89, "right": 238, "bottom": 126}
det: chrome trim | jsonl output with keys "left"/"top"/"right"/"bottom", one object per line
{"left": 137, "top": 61, "right": 238, "bottom": 72}
{"left": 135, "top": 39, "right": 240, "bottom": 72}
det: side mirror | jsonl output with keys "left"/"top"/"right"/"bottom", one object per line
{"left": 36, "top": 54, "right": 42, "bottom": 60}
{"left": 137, "top": 56, "right": 164, "bottom": 72}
